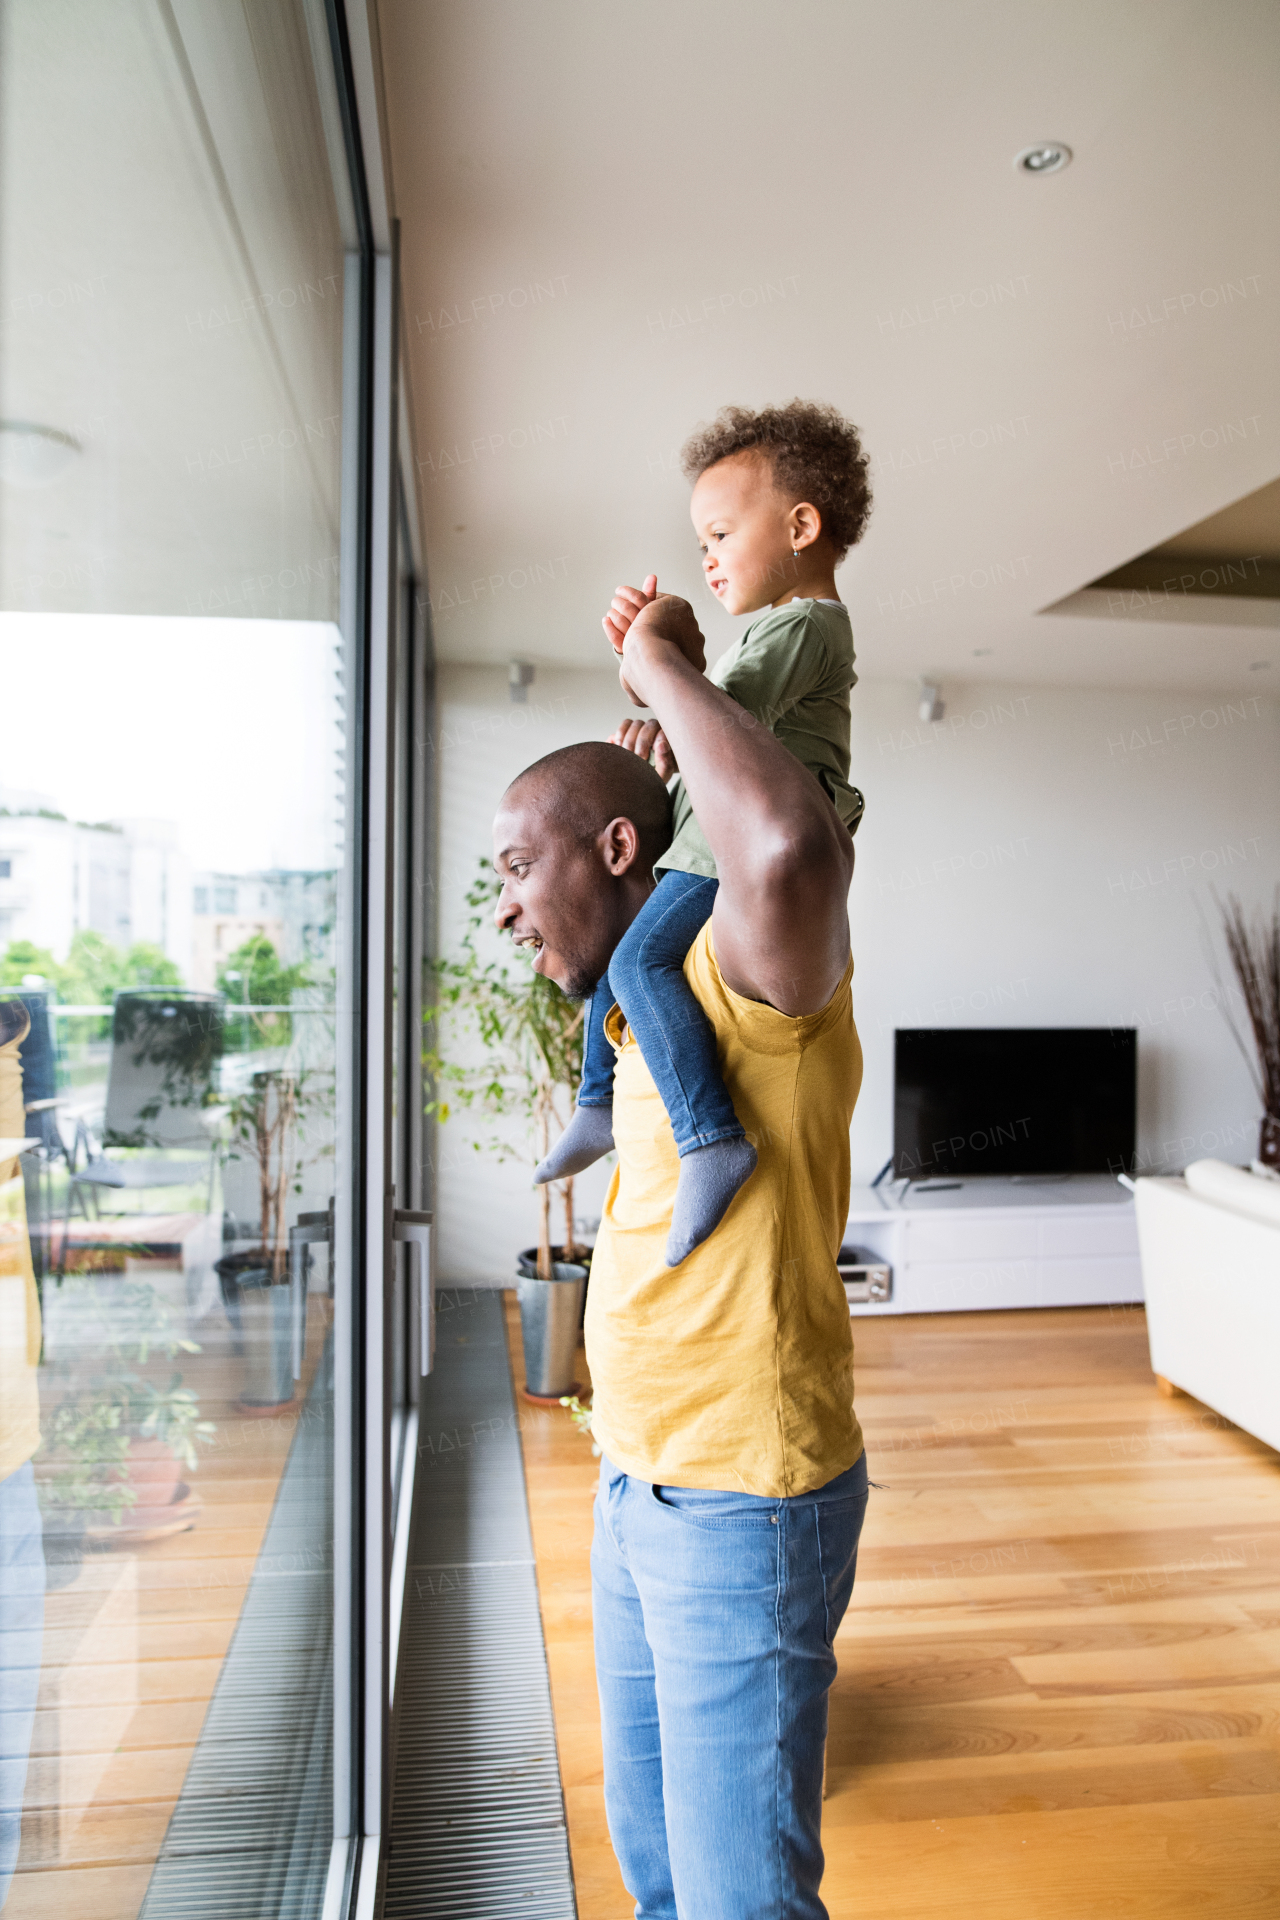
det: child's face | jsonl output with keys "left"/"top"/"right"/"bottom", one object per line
{"left": 690, "top": 452, "right": 806, "bottom": 616}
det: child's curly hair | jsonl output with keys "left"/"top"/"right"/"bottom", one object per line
{"left": 680, "top": 400, "right": 873, "bottom": 561}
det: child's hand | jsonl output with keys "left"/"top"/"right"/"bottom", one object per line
{"left": 616, "top": 594, "right": 707, "bottom": 708}
{"left": 610, "top": 717, "right": 678, "bottom": 781}
{"left": 603, "top": 574, "right": 658, "bottom": 655}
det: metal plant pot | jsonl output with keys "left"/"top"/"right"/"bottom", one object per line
{"left": 216, "top": 1250, "right": 294, "bottom": 1412}
{"left": 516, "top": 1259, "right": 588, "bottom": 1402}
{"left": 517, "top": 1242, "right": 592, "bottom": 1326}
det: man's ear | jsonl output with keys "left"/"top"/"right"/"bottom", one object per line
{"left": 599, "top": 816, "right": 641, "bottom": 876}
{"left": 788, "top": 501, "right": 823, "bottom": 552}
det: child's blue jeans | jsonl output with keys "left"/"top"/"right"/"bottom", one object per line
{"left": 578, "top": 870, "right": 744, "bottom": 1157}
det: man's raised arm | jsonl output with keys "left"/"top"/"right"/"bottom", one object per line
{"left": 618, "top": 595, "right": 853, "bottom": 1015}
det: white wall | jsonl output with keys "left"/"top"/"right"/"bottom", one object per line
{"left": 848, "top": 679, "right": 1277, "bottom": 1187}
{"left": 432, "top": 662, "right": 1279, "bottom": 1281}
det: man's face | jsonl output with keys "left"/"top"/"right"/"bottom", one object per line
{"left": 691, "top": 451, "right": 798, "bottom": 616}
{"left": 492, "top": 791, "right": 617, "bottom": 1000}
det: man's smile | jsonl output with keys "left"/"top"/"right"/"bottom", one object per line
{"left": 512, "top": 929, "right": 546, "bottom": 971}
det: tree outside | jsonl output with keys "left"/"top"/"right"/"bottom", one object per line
{"left": 216, "top": 934, "right": 311, "bottom": 1049}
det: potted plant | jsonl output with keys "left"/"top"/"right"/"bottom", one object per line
{"left": 1214, "top": 891, "right": 1280, "bottom": 1170}
{"left": 216, "top": 1067, "right": 307, "bottom": 1411}
{"left": 37, "top": 1276, "right": 216, "bottom": 1563}
{"left": 425, "top": 862, "right": 592, "bottom": 1271}
{"left": 425, "top": 861, "right": 592, "bottom": 1395}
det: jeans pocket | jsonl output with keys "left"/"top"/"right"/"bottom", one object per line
{"left": 816, "top": 1492, "right": 867, "bottom": 1646}
{"left": 651, "top": 1484, "right": 780, "bottom": 1530}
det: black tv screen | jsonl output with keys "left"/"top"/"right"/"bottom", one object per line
{"left": 893, "top": 1028, "right": 1136, "bottom": 1179}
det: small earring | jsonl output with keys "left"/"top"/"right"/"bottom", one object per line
{"left": 792, "top": 548, "right": 799, "bottom": 558}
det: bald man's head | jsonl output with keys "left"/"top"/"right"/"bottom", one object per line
{"left": 504, "top": 741, "right": 672, "bottom": 871}
{"left": 493, "top": 741, "right": 673, "bottom": 998}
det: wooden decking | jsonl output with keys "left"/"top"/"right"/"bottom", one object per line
{"left": 8, "top": 1284, "right": 331, "bottom": 1920}
{"left": 505, "top": 1296, "right": 1280, "bottom": 1919}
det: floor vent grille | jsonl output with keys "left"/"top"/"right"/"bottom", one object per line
{"left": 382, "top": 1287, "right": 576, "bottom": 1919}
{"left": 137, "top": 1346, "right": 334, "bottom": 1920}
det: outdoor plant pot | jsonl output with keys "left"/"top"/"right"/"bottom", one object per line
{"left": 215, "top": 1248, "right": 295, "bottom": 1414}
{"left": 84, "top": 1436, "right": 202, "bottom": 1548}
{"left": 516, "top": 1255, "right": 588, "bottom": 1403}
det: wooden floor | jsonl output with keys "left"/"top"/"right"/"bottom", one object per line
{"left": 505, "top": 1296, "right": 1280, "bottom": 1919}
{"left": 9, "top": 1275, "right": 331, "bottom": 1920}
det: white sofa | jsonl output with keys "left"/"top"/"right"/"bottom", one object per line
{"left": 1134, "top": 1159, "right": 1280, "bottom": 1451}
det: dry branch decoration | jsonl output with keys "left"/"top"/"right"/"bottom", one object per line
{"left": 424, "top": 862, "right": 588, "bottom": 1279}
{"left": 1212, "top": 890, "right": 1280, "bottom": 1169}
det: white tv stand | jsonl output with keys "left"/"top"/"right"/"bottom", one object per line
{"left": 843, "top": 1174, "right": 1142, "bottom": 1316}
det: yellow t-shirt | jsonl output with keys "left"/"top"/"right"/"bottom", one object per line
{"left": 1, "top": 1017, "right": 42, "bottom": 1482}
{"left": 585, "top": 922, "right": 864, "bottom": 1496}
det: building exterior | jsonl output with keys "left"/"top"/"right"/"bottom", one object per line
{"left": 190, "top": 868, "right": 336, "bottom": 989}
{"left": 0, "top": 801, "right": 190, "bottom": 977}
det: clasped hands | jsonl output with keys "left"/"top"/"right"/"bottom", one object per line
{"left": 602, "top": 573, "right": 706, "bottom": 781}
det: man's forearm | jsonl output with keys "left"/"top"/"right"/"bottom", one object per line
{"left": 623, "top": 630, "right": 846, "bottom": 891}
{"left": 620, "top": 615, "right": 853, "bottom": 1012}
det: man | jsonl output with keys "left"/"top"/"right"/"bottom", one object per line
{"left": 493, "top": 594, "right": 866, "bottom": 1919}
{"left": 1, "top": 1001, "right": 44, "bottom": 1906}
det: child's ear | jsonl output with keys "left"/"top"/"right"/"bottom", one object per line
{"left": 789, "top": 501, "right": 823, "bottom": 551}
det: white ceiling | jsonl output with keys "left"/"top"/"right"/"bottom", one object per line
{"left": 0, "top": 0, "right": 344, "bottom": 622}
{"left": 375, "top": 0, "right": 1280, "bottom": 692}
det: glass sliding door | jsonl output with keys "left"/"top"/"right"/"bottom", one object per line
{"left": 0, "top": 3, "right": 367, "bottom": 1914}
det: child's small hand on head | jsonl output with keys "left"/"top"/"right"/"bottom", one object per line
{"left": 603, "top": 575, "right": 658, "bottom": 655}
{"left": 610, "top": 716, "right": 678, "bottom": 781}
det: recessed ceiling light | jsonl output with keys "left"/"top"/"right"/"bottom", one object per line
{"left": 1014, "top": 143, "right": 1072, "bottom": 175}
{"left": 0, "top": 420, "right": 81, "bottom": 489}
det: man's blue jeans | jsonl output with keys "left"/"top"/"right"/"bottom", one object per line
{"left": 591, "top": 1450, "right": 869, "bottom": 1919}
{"left": 0, "top": 1461, "right": 45, "bottom": 1904}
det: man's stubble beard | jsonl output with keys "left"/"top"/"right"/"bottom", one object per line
{"left": 559, "top": 955, "right": 606, "bottom": 1002}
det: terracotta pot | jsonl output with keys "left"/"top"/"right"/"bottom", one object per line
{"left": 85, "top": 1436, "right": 201, "bottom": 1548}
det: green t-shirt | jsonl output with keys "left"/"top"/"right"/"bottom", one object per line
{"left": 656, "top": 597, "right": 864, "bottom": 879}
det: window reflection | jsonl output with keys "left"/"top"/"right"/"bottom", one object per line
{"left": 0, "top": 0, "right": 353, "bottom": 1910}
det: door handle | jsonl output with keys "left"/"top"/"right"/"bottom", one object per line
{"left": 289, "top": 1209, "right": 331, "bottom": 1382}
{"left": 393, "top": 1209, "right": 434, "bottom": 1376}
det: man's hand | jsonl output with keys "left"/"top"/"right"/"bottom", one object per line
{"left": 610, "top": 717, "right": 678, "bottom": 781}
{"left": 603, "top": 575, "right": 658, "bottom": 656}
{"left": 616, "top": 593, "right": 708, "bottom": 708}
{"left": 617, "top": 594, "right": 707, "bottom": 698}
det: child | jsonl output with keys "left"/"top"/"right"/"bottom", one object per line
{"left": 535, "top": 400, "right": 871, "bottom": 1265}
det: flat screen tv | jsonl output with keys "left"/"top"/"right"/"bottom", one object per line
{"left": 893, "top": 1028, "right": 1136, "bottom": 1180}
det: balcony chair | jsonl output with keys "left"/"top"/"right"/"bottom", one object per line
{"left": 59, "top": 989, "right": 225, "bottom": 1291}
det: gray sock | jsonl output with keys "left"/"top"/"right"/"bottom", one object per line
{"left": 535, "top": 1104, "right": 615, "bottom": 1183}
{"left": 665, "top": 1137, "right": 758, "bottom": 1266}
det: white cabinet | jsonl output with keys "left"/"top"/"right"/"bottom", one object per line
{"left": 842, "top": 1175, "right": 1142, "bottom": 1316}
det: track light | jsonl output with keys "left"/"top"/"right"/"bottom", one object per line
{"left": 509, "top": 660, "right": 535, "bottom": 705}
